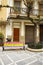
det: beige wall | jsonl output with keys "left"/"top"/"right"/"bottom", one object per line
{"left": 0, "top": 0, "right": 8, "bottom": 42}
{"left": 0, "top": 8, "right": 7, "bottom": 20}
{"left": 0, "top": 0, "right": 8, "bottom": 21}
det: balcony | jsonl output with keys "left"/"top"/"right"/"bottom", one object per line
{"left": 10, "top": 7, "right": 27, "bottom": 16}
{"left": 9, "top": 7, "right": 43, "bottom": 17}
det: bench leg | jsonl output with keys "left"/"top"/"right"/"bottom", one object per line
{"left": 23, "top": 46, "right": 25, "bottom": 50}
{"left": 2, "top": 46, "right": 4, "bottom": 51}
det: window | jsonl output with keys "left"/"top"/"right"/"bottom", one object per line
{"left": 39, "top": 4, "right": 43, "bottom": 15}
{"left": 14, "top": 0, "right": 21, "bottom": 13}
{"left": 0, "top": 0, "right": 1, "bottom": 5}
{"left": 39, "top": 0, "right": 43, "bottom": 15}
{"left": 39, "top": 4, "right": 43, "bottom": 9}
{"left": 8, "top": 0, "right": 13, "bottom": 6}
{"left": 33, "top": 1, "right": 39, "bottom": 15}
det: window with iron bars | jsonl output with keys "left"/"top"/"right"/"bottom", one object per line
{"left": 14, "top": 0, "right": 21, "bottom": 14}
{"left": 39, "top": 3, "right": 43, "bottom": 16}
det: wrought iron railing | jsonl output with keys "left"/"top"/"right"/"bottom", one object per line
{"left": 10, "top": 7, "right": 43, "bottom": 16}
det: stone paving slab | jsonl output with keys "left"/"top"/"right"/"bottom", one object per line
{"left": 0, "top": 59, "right": 2, "bottom": 65}
{"left": 17, "top": 56, "right": 37, "bottom": 65}
{"left": 29, "top": 61, "right": 42, "bottom": 65}
{"left": 0, "top": 55, "right": 12, "bottom": 65}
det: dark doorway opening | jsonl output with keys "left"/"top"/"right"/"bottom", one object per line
{"left": 40, "top": 25, "right": 43, "bottom": 42}
{"left": 25, "top": 25, "right": 35, "bottom": 44}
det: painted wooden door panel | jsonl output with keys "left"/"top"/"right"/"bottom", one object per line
{"left": 13, "top": 28, "right": 19, "bottom": 41}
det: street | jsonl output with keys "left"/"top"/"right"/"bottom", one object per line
{"left": 0, "top": 49, "right": 43, "bottom": 65}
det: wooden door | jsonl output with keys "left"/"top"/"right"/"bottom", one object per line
{"left": 13, "top": 28, "right": 19, "bottom": 41}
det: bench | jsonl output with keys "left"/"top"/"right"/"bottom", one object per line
{"left": 3, "top": 42, "right": 24, "bottom": 50}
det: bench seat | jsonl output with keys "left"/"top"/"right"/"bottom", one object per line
{"left": 3, "top": 42, "right": 24, "bottom": 50}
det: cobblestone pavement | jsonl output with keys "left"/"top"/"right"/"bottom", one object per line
{"left": 0, "top": 50, "right": 43, "bottom": 65}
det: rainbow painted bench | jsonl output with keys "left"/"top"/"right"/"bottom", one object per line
{"left": 3, "top": 42, "right": 24, "bottom": 50}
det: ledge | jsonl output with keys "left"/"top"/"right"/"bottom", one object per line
{"left": 27, "top": 48, "right": 43, "bottom": 52}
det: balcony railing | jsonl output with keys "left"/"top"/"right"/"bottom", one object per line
{"left": 10, "top": 7, "right": 43, "bottom": 16}
{"left": 10, "top": 7, "right": 27, "bottom": 15}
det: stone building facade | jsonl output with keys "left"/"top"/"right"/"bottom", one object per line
{"left": 0, "top": 0, "right": 43, "bottom": 44}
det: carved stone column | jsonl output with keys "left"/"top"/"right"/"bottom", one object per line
{"left": 20, "top": 22, "right": 25, "bottom": 43}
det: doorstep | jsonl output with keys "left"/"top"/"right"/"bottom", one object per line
{"left": 27, "top": 48, "right": 43, "bottom": 52}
